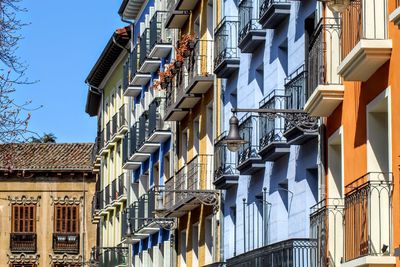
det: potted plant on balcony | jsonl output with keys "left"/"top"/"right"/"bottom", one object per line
{"left": 174, "top": 53, "right": 184, "bottom": 69}
{"left": 181, "top": 33, "right": 195, "bottom": 50}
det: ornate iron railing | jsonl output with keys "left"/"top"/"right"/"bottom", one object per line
{"left": 259, "top": 89, "right": 288, "bottom": 150}
{"left": 214, "top": 17, "right": 239, "bottom": 68}
{"left": 344, "top": 172, "right": 393, "bottom": 262}
{"left": 341, "top": 0, "right": 388, "bottom": 60}
{"left": 310, "top": 198, "right": 344, "bottom": 267}
{"left": 214, "top": 132, "right": 239, "bottom": 181}
{"left": 150, "top": 11, "right": 172, "bottom": 48}
{"left": 53, "top": 233, "right": 79, "bottom": 254}
{"left": 308, "top": 18, "right": 341, "bottom": 97}
{"left": 238, "top": 113, "right": 260, "bottom": 165}
{"left": 226, "top": 238, "right": 317, "bottom": 266}
{"left": 10, "top": 233, "right": 37, "bottom": 253}
{"left": 239, "top": 0, "right": 262, "bottom": 44}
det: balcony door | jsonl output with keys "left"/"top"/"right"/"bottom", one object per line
{"left": 180, "top": 230, "right": 187, "bottom": 267}
{"left": 192, "top": 223, "right": 199, "bottom": 267}
{"left": 204, "top": 216, "right": 213, "bottom": 265}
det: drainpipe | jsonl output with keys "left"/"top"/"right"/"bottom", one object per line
{"left": 243, "top": 198, "right": 246, "bottom": 253}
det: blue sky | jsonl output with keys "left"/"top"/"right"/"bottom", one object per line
{"left": 14, "top": 0, "right": 124, "bottom": 142}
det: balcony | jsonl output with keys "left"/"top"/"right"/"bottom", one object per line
{"left": 213, "top": 132, "right": 239, "bottom": 189}
{"left": 53, "top": 233, "right": 79, "bottom": 254}
{"left": 283, "top": 65, "right": 318, "bottom": 145}
{"left": 139, "top": 28, "right": 161, "bottom": 73}
{"left": 135, "top": 112, "right": 160, "bottom": 154}
{"left": 117, "top": 174, "right": 127, "bottom": 202}
{"left": 147, "top": 97, "right": 171, "bottom": 143}
{"left": 10, "top": 233, "right": 37, "bottom": 253}
{"left": 259, "top": 0, "right": 291, "bottom": 29}
{"left": 162, "top": 154, "right": 217, "bottom": 217}
{"left": 91, "top": 191, "right": 102, "bottom": 223}
{"left": 304, "top": 18, "right": 344, "bottom": 117}
{"left": 310, "top": 198, "right": 344, "bottom": 267}
{"left": 130, "top": 45, "right": 151, "bottom": 87}
{"left": 122, "top": 130, "right": 142, "bottom": 171}
{"left": 237, "top": 113, "right": 263, "bottom": 175}
{"left": 338, "top": 0, "right": 392, "bottom": 81}
{"left": 104, "top": 184, "right": 114, "bottom": 212}
{"left": 342, "top": 172, "right": 395, "bottom": 267}
{"left": 165, "top": 40, "right": 214, "bottom": 121}
{"left": 124, "top": 49, "right": 142, "bottom": 96}
{"left": 165, "top": 0, "right": 191, "bottom": 29}
{"left": 258, "top": 90, "right": 290, "bottom": 161}
{"left": 238, "top": 0, "right": 266, "bottom": 53}
{"left": 226, "top": 238, "right": 317, "bottom": 266}
{"left": 97, "top": 247, "right": 128, "bottom": 267}
{"left": 149, "top": 11, "right": 173, "bottom": 58}
{"left": 214, "top": 17, "right": 240, "bottom": 78}
{"left": 128, "top": 123, "right": 150, "bottom": 165}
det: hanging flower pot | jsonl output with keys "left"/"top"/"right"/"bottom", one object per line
{"left": 187, "top": 40, "right": 195, "bottom": 50}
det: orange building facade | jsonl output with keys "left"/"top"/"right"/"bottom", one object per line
{"left": 308, "top": 0, "right": 400, "bottom": 266}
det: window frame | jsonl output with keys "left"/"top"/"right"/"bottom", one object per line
{"left": 11, "top": 204, "right": 36, "bottom": 234}
{"left": 54, "top": 204, "right": 80, "bottom": 234}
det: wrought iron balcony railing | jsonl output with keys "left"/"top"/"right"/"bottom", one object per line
{"left": 53, "top": 233, "right": 79, "bottom": 254}
{"left": 226, "top": 238, "right": 317, "bottom": 266}
{"left": 118, "top": 173, "right": 126, "bottom": 199}
{"left": 96, "top": 246, "right": 128, "bottom": 266}
{"left": 112, "top": 113, "right": 118, "bottom": 137}
{"left": 92, "top": 190, "right": 102, "bottom": 220}
{"left": 139, "top": 28, "right": 150, "bottom": 68}
{"left": 341, "top": 0, "right": 388, "bottom": 60}
{"left": 106, "top": 122, "right": 111, "bottom": 143}
{"left": 123, "top": 60, "right": 129, "bottom": 90}
{"left": 284, "top": 65, "right": 318, "bottom": 139}
{"left": 111, "top": 178, "right": 117, "bottom": 202}
{"left": 238, "top": 113, "right": 260, "bottom": 166}
{"left": 238, "top": 0, "right": 264, "bottom": 51}
{"left": 310, "top": 198, "right": 344, "bottom": 267}
{"left": 344, "top": 172, "right": 393, "bottom": 262}
{"left": 163, "top": 154, "right": 215, "bottom": 212}
{"left": 214, "top": 131, "right": 239, "bottom": 189}
{"left": 150, "top": 11, "right": 172, "bottom": 49}
{"left": 214, "top": 17, "right": 240, "bottom": 76}
{"left": 258, "top": 89, "right": 288, "bottom": 152}
{"left": 137, "top": 112, "right": 148, "bottom": 150}
{"left": 307, "top": 18, "right": 341, "bottom": 97}
{"left": 119, "top": 104, "right": 126, "bottom": 129}
{"left": 105, "top": 184, "right": 110, "bottom": 206}
{"left": 148, "top": 97, "right": 168, "bottom": 136}
{"left": 130, "top": 48, "right": 138, "bottom": 82}
{"left": 10, "top": 233, "right": 37, "bottom": 253}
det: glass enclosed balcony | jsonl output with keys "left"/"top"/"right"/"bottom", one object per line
{"left": 237, "top": 113, "right": 263, "bottom": 175}
{"left": 304, "top": 17, "right": 344, "bottom": 117}
{"left": 214, "top": 17, "right": 240, "bottom": 78}
{"left": 259, "top": 0, "right": 291, "bottom": 29}
{"left": 238, "top": 0, "right": 266, "bottom": 53}
{"left": 258, "top": 89, "right": 290, "bottom": 161}
{"left": 213, "top": 132, "right": 239, "bottom": 189}
{"left": 283, "top": 65, "right": 318, "bottom": 145}
{"left": 338, "top": 0, "right": 392, "bottom": 81}
{"left": 52, "top": 233, "right": 79, "bottom": 254}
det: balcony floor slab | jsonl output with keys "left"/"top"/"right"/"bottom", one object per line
{"left": 341, "top": 256, "right": 396, "bottom": 267}
{"left": 149, "top": 43, "right": 173, "bottom": 58}
{"left": 304, "top": 84, "right": 345, "bottom": 117}
{"left": 124, "top": 85, "right": 142, "bottom": 97}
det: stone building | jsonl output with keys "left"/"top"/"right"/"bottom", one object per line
{"left": 0, "top": 143, "right": 96, "bottom": 267}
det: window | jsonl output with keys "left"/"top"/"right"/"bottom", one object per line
{"left": 12, "top": 204, "right": 36, "bottom": 233}
{"left": 54, "top": 205, "right": 79, "bottom": 234}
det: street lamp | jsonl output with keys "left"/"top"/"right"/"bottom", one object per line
{"left": 124, "top": 222, "right": 133, "bottom": 244}
{"left": 223, "top": 114, "right": 247, "bottom": 152}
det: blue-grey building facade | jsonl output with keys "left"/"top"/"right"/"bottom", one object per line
{"left": 215, "top": 0, "right": 322, "bottom": 265}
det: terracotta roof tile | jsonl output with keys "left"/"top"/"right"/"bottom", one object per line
{"left": 0, "top": 143, "right": 94, "bottom": 172}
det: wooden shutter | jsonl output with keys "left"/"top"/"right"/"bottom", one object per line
{"left": 54, "top": 205, "right": 79, "bottom": 233}
{"left": 12, "top": 204, "right": 36, "bottom": 233}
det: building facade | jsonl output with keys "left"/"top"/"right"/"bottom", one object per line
{"left": 85, "top": 26, "right": 131, "bottom": 266}
{"left": 0, "top": 143, "right": 96, "bottom": 267}
{"left": 215, "top": 0, "right": 321, "bottom": 265}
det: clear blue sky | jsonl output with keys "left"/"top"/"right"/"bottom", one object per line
{"left": 14, "top": 0, "right": 124, "bottom": 142}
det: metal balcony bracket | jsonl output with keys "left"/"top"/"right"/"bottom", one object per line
{"left": 233, "top": 108, "right": 319, "bottom": 133}
{"left": 149, "top": 218, "right": 178, "bottom": 231}
{"left": 176, "top": 190, "right": 220, "bottom": 214}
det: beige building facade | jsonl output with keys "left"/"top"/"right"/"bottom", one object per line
{"left": 0, "top": 143, "right": 96, "bottom": 267}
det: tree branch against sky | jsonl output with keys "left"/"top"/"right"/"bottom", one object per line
{"left": 0, "top": 0, "right": 39, "bottom": 143}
